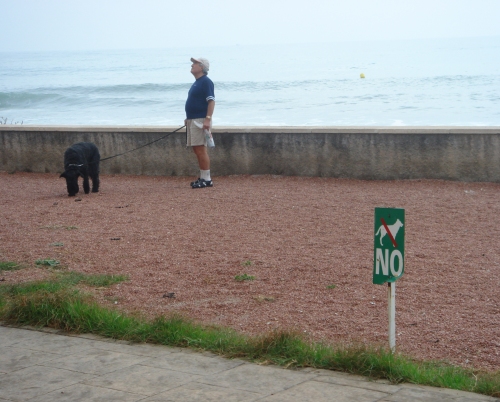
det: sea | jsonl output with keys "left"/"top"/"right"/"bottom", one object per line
{"left": 1, "top": 37, "right": 499, "bottom": 127}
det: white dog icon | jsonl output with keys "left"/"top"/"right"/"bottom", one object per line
{"left": 375, "top": 219, "right": 403, "bottom": 246}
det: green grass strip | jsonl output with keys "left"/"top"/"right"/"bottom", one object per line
{"left": 0, "top": 272, "right": 128, "bottom": 299}
{"left": 0, "top": 278, "right": 498, "bottom": 397}
{"left": 0, "top": 261, "right": 20, "bottom": 271}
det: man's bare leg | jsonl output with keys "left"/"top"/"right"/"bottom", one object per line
{"left": 191, "top": 145, "right": 212, "bottom": 187}
{"left": 192, "top": 145, "right": 210, "bottom": 170}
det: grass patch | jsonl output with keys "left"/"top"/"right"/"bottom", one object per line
{"left": 235, "top": 273, "right": 255, "bottom": 282}
{"left": 0, "top": 274, "right": 499, "bottom": 397}
{"left": 0, "top": 271, "right": 128, "bottom": 299}
{"left": 54, "top": 271, "right": 129, "bottom": 288}
{"left": 39, "top": 225, "right": 78, "bottom": 230}
{"left": 79, "top": 273, "right": 129, "bottom": 287}
{"left": 0, "top": 261, "right": 21, "bottom": 271}
{"left": 241, "top": 260, "right": 253, "bottom": 266}
{"left": 327, "top": 284, "right": 336, "bottom": 289}
{"left": 253, "top": 295, "right": 275, "bottom": 302}
{"left": 35, "top": 259, "right": 60, "bottom": 267}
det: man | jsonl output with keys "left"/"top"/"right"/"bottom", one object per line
{"left": 184, "top": 57, "right": 215, "bottom": 189}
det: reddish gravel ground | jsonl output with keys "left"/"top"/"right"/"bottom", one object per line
{"left": 0, "top": 172, "right": 499, "bottom": 371}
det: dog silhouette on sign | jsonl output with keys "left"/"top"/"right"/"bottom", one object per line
{"left": 375, "top": 219, "right": 403, "bottom": 246}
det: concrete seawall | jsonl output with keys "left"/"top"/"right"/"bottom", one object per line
{"left": 1, "top": 126, "right": 500, "bottom": 182}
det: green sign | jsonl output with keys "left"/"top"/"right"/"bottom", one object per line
{"left": 373, "top": 208, "right": 405, "bottom": 285}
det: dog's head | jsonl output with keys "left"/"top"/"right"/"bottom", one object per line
{"left": 60, "top": 167, "right": 81, "bottom": 196}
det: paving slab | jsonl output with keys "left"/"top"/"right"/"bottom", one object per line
{"left": 258, "top": 379, "right": 389, "bottom": 401}
{"left": 140, "top": 381, "right": 262, "bottom": 402}
{"left": 311, "top": 368, "right": 403, "bottom": 394}
{"left": 141, "top": 350, "right": 245, "bottom": 375}
{"left": 32, "top": 383, "right": 144, "bottom": 402}
{"left": 8, "top": 331, "right": 99, "bottom": 355}
{"left": 200, "top": 363, "right": 317, "bottom": 394}
{"left": 83, "top": 364, "right": 201, "bottom": 396}
{"left": 86, "top": 340, "right": 178, "bottom": 358}
{"left": 0, "top": 365, "right": 94, "bottom": 401}
{"left": 0, "top": 326, "right": 62, "bottom": 347}
{"left": 381, "top": 387, "right": 471, "bottom": 401}
{"left": 0, "top": 346, "right": 63, "bottom": 372}
{"left": 392, "top": 384, "right": 500, "bottom": 401}
{"left": 65, "top": 332, "right": 181, "bottom": 357}
{"left": 42, "top": 347, "right": 153, "bottom": 375}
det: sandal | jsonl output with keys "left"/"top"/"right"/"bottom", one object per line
{"left": 191, "top": 179, "right": 213, "bottom": 188}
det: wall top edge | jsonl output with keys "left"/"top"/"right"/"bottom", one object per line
{"left": 1, "top": 125, "right": 500, "bottom": 134}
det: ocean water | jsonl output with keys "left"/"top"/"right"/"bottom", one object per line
{"left": 1, "top": 37, "right": 499, "bottom": 126}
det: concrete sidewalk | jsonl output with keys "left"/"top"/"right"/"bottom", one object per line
{"left": 0, "top": 325, "right": 497, "bottom": 402}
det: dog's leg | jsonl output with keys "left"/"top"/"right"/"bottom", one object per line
{"left": 83, "top": 175, "right": 90, "bottom": 194}
{"left": 89, "top": 161, "right": 100, "bottom": 193}
{"left": 91, "top": 174, "right": 99, "bottom": 193}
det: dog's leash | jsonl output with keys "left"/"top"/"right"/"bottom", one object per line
{"left": 99, "top": 125, "right": 186, "bottom": 163}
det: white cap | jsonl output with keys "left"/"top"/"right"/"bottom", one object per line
{"left": 191, "top": 57, "right": 210, "bottom": 71}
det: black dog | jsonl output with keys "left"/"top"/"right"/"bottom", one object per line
{"left": 60, "top": 142, "right": 100, "bottom": 197}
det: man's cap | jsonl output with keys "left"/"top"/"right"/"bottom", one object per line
{"left": 191, "top": 57, "right": 210, "bottom": 71}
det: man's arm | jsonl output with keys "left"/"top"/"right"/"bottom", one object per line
{"left": 203, "top": 100, "right": 215, "bottom": 130}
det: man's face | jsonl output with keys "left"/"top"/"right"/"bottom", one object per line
{"left": 191, "top": 61, "right": 204, "bottom": 76}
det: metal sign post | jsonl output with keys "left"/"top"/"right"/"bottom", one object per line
{"left": 373, "top": 207, "right": 405, "bottom": 352}
{"left": 388, "top": 282, "right": 396, "bottom": 351}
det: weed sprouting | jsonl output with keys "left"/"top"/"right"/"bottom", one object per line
{"left": 0, "top": 116, "right": 23, "bottom": 125}
{"left": 254, "top": 295, "right": 275, "bottom": 302}
{"left": 39, "top": 225, "right": 78, "bottom": 230}
{"left": 0, "top": 261, "right": 20, "bottom": 271}
{"left": 235, "top": 274, "right": 255, "bottom": 282}
{"left": 35, "top": 259, "right": 60, "bottom": 267}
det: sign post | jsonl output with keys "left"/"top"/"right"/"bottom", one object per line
{"left": 373, "top": 207, "right": 405, "bottom": 352}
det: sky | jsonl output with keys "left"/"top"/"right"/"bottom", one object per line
{"left": 1, "top": 0, "right": 500, "bottom": 52}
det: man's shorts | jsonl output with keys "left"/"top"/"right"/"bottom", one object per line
{"left": 186, "top": 118, "right": 210, "bottom": 147}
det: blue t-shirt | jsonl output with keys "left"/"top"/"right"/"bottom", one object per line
{"left": 185, "top": 75, "right": 215, "bottom": 119}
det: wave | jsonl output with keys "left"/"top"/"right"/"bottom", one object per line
{"left": 217, "top": 74, "right": 500, "bottom": 94}
{"left": 0, "top": 79, "right": 340, "bottom": 108}
{"left": 217, "top": 79, "right": 351, "bottom": 92}
{"left": 0, "top": 91, "right": 61, "bottom": 108}
{"left": 76, "top": 82, "right": 190, "bottom": 94}
{"left": 0, "top": 83, "right": 191, "bottom": 108}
